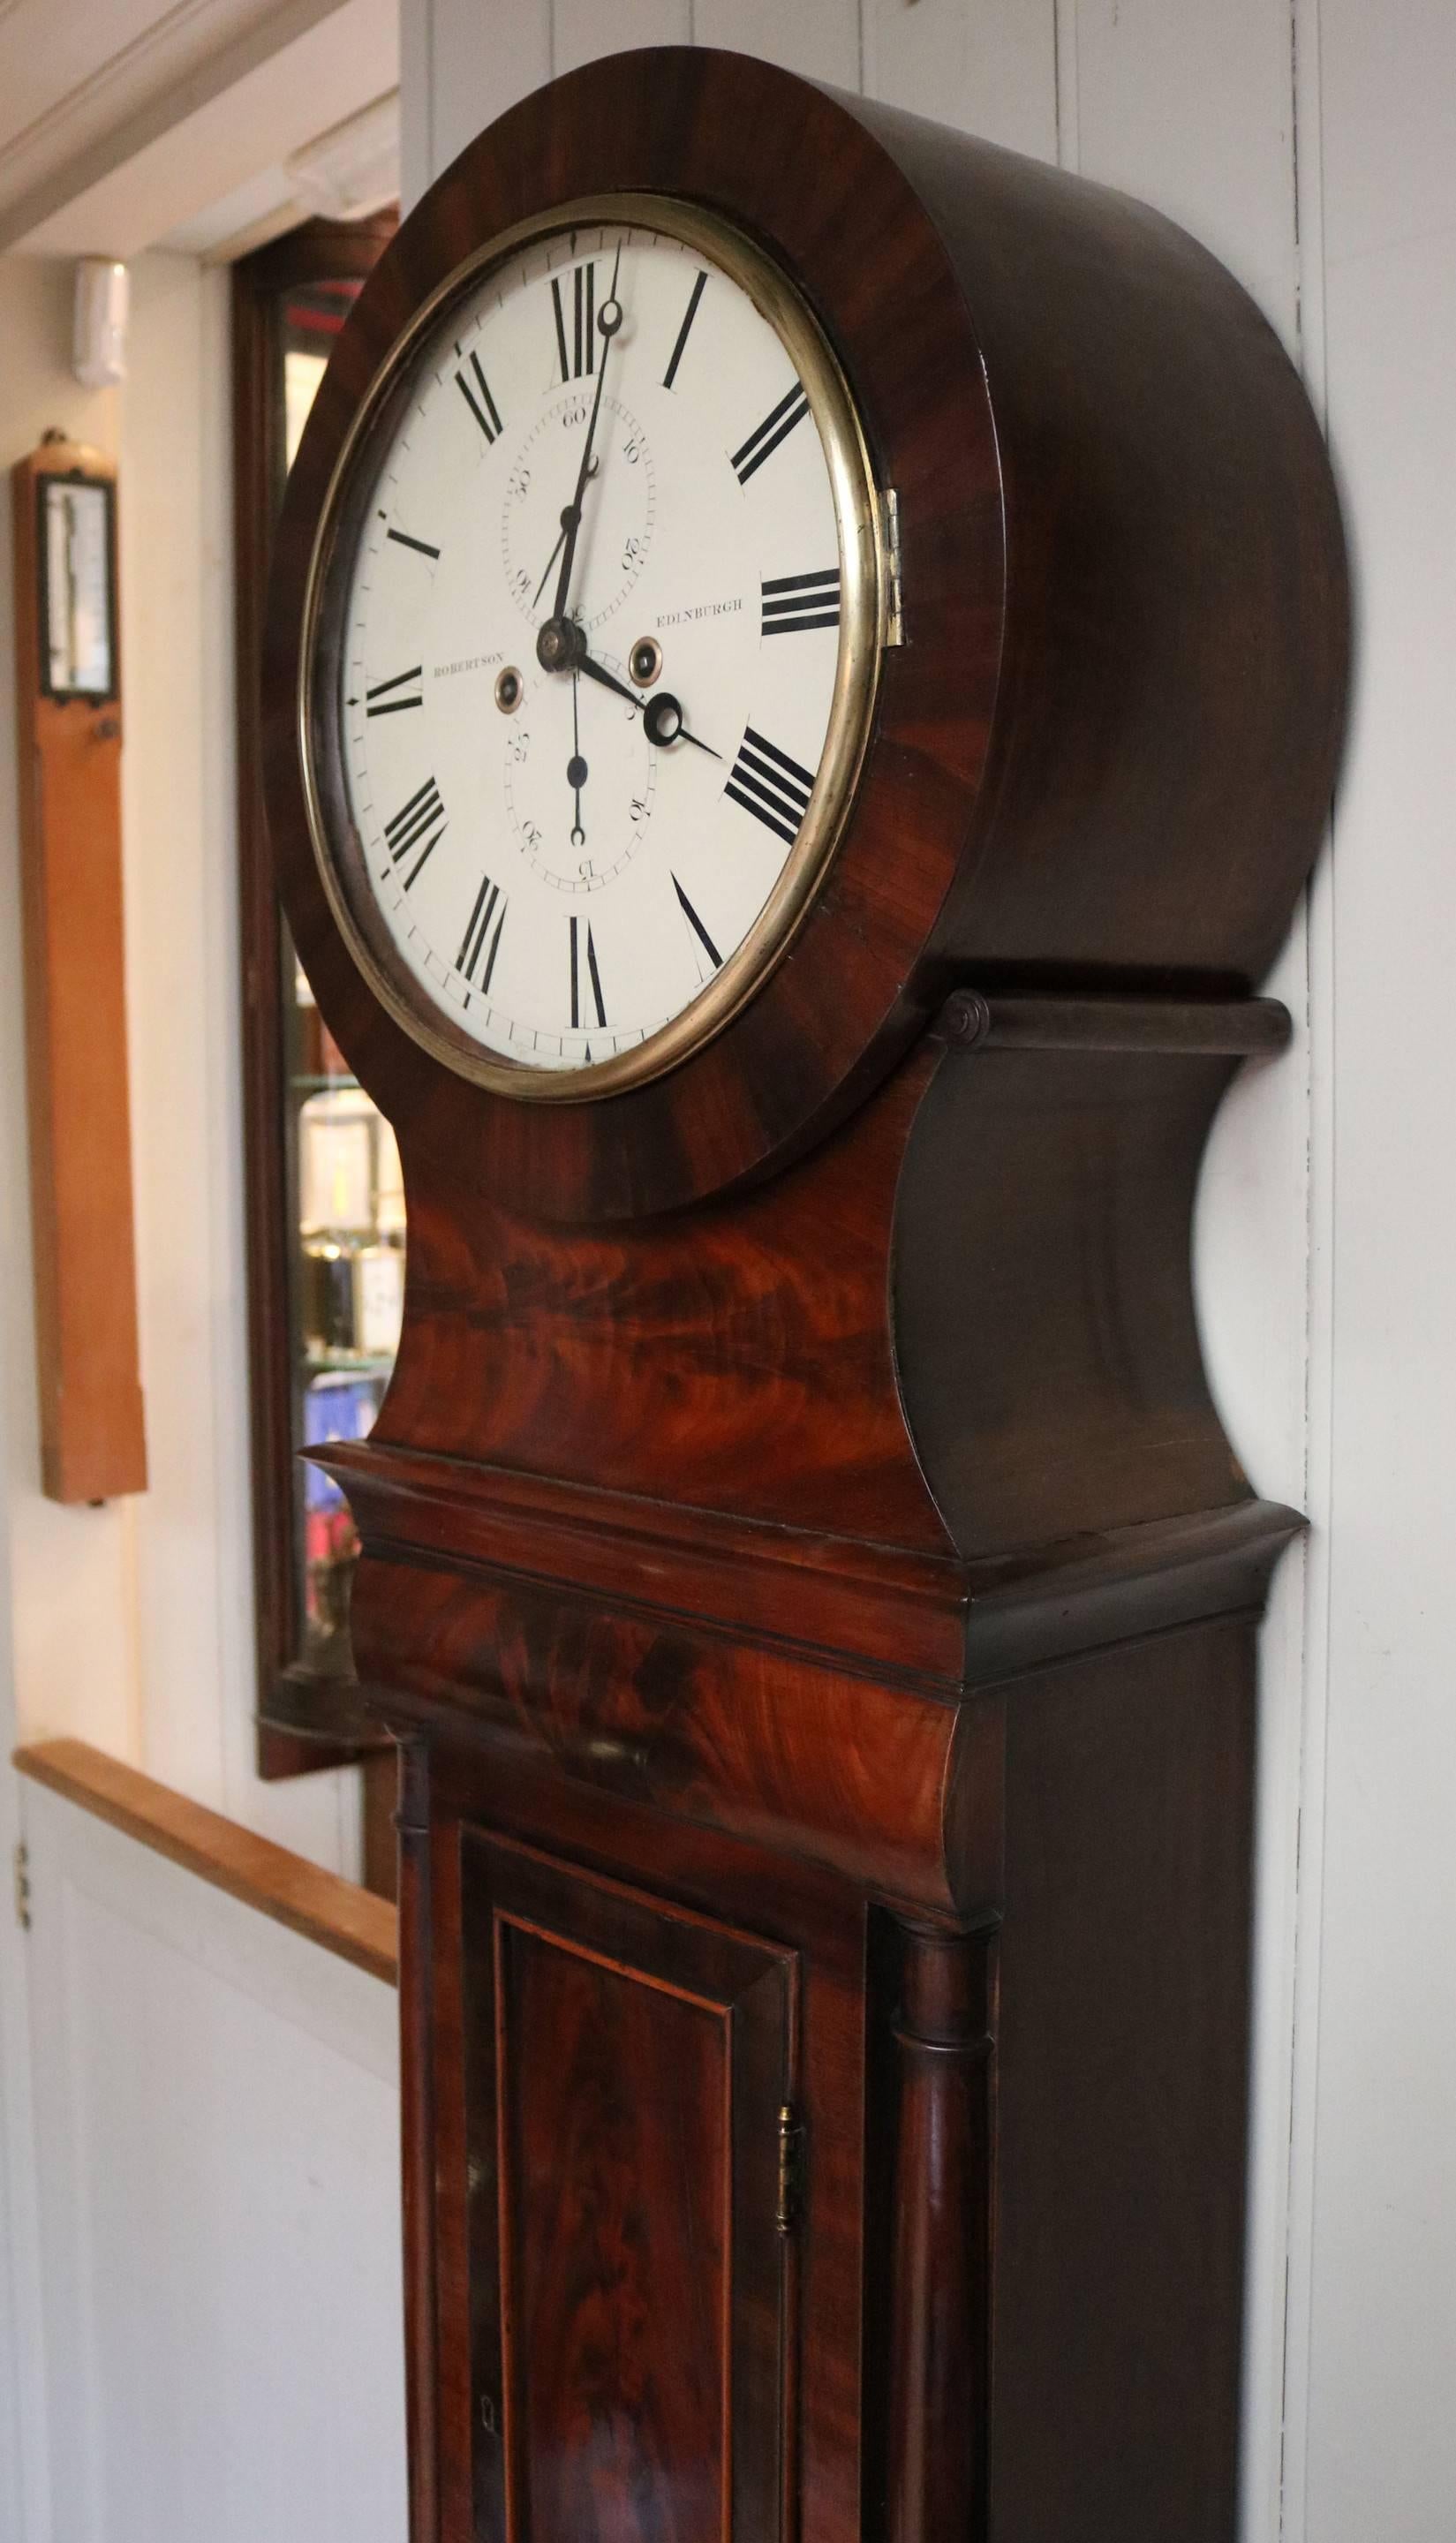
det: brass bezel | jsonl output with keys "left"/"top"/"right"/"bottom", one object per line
{"left": 298, "top": 192, "right": 886, "bottom": 1104}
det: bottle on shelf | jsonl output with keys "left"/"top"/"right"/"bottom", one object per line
{"left": 290, "top": 1011, "right": 409, "bottom": 1652}
{"left": 299, "top": 1084, "right": 376, "bottom": 1237}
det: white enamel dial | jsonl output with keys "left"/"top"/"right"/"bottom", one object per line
{"left": 313, "top": 202, "right": 880, "bottom": 1093}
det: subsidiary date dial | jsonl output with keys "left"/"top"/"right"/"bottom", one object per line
{"left": 314, "top": 202, "right": 880, "bottom": 1091}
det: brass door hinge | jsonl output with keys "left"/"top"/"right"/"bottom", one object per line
{"left": 879, "top": 487, "right": 905, "bottom": 648}
{"left": 776, "top": 2102, "right": 805, "bottom": 2236}
{"left": 13, "top": 1841, "right": 31, "bottom": 1931}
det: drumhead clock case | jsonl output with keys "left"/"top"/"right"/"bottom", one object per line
{"left": 261, "top": 49, "right": 1347, "bottom": 2543}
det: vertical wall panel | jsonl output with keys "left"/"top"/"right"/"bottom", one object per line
{"left": 399, "top": 0, "right": 434, "bottom": 214}
{"left": 1063, "top": 0, "right": 1299, "bottom": 333}
{"left": 1290, "top": 6, "right": 1456, "bottom": 2532}
{"left": 863, "top": 0, "right": 1056, "bottom": 160}
{"left": 691, "top": 0, "right": 861, "bottom": 92}
{"left": 1319, "top": 0, "right": 1456, "bottom": 271}
{"left": 25, "top": 1786, "right": 405, "bottom": 2543}
{"left": 430, "top": 0, "right": 552, "bottom": 180}
{"left": 552, "top": 0, "right": 690, "bottom": 79}
{"left": 1, "top": 1719, "right": 47, "bottom": 2532}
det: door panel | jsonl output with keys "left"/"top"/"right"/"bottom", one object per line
{"left": 462, "top": 1835, "right": 797, "bottom": 2543}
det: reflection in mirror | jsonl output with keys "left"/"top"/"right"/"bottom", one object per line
{"left": 234, "top": 215, "right": 400, "bottom": 1893}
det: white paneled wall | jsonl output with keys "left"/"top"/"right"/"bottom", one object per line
{"left": 20, "top": 1783, "right": 405, "bottom": 2543}
{"left": 1290, "top": 7, "right": 1456, "bottom": 2534}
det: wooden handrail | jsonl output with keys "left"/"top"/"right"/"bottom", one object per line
{"left": 11, "top": 1737, "right": 398, "bottom": 1987}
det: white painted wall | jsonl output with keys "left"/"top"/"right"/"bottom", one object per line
{"left": 0, "top": 238, "right": 390, "bottom": 2542}
{"left": 0, "top": 257, "right": 136, "bottom": 1771}
{"left": 19, "top": 1779, "right": 405, "bottom": 2543}
{"left": 1286, "top": 8, "right": 1456, "bottom": 2532}
{"left": 0, "top": 245, "right": 364, "bottom": 1881}
{"left": 0, "top": 1335, "right": 49, "bottom": 2543}
{"left": 115, "top": 249, "right": 366, "bottom": 1875}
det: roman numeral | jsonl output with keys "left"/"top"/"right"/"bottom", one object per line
{"left": 570, "top": 915, "right": 606, "bottom": 1029}
{"left": 552, "top": 262, "right": 596, "bottom": 381}
{"left": 725, "top": 728, "right": 815, "bottom": 847}
{"left": 673, "top": 874, "right": 721, "bottom": 971}
{"left": 457, "top": 870, "right": 507, "bottom": 992}
{"left": 761, "top": 567, "right": 840, "bottom": 637}
{"left": 366, "top": 665, "right": 423, "bottom": 716}
{"left": 456, "top": 348, "right": 503, "bottom": 442}
{"left": 732, "top": 382, "right": 810, "bottom": 486}
{"left": 663, "top": 269, "right": 708, "bottom": 390}
{"left": 383, "top": 775, "right": 446, "bottom": 888}
{"left": 386, "top": 526, "right": 441, "bottom": 560}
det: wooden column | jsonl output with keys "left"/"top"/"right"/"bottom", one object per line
{"left": 886, "top": 1923, "right": 995, "bottom": 2543}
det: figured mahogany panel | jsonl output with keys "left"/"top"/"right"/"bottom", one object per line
{"left": 427, "top": 1740, "right": 870, "bottom": 2543}
{"left": 377, "top": 1047, "right": 947, "bottom": 1553}
{"left": 461, "top": 1837, "right": 795, "bottom": 2543}
{"left": 350, "top": 1551, "right": 994, "bottom": 1920}
{"left": 325, "top": 1015, "right": 1285, "bottom": 1596}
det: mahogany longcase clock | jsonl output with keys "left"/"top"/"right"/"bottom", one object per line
{"left": 262, "top": 49, "right": 1347, "bottom": 2543}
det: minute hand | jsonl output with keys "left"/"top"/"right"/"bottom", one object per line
{"left": 550, "top": 248, "right": 622, "bottom": 623}
{"left": 574, "top": 652, "right": 722, "bottom": 759}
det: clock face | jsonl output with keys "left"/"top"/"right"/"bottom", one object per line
{"left": 303, "top": 198, "right": 882, "bottom": 1098}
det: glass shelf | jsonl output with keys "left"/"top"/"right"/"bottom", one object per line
{"left": 306, "top": 1349, "right": 398, "bottom": 1379}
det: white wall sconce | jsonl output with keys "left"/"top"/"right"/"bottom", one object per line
{"left": 72, "top": 260, "right": 129, "bottom": 389}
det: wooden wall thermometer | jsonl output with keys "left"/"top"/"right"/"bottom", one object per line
{"left": 11, "top": 435, "right": 146, "bottom": 1503}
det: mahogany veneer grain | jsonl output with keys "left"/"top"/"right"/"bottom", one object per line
{"left": 260, "top": 46, "right": 1349, "bottom": 2543}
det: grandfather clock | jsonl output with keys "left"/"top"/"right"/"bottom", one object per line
{"left": 262, "top": 48, "right": 1347, "bottom": 2543}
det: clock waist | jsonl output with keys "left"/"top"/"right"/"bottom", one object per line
{"left": 314, "top": 1438, "right": 1295, "bottom": 1916}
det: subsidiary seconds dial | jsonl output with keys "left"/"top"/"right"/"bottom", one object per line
{"left": 304, "top": 196, "right": 884, "bottom": 1097}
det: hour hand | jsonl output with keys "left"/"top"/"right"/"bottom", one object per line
{"left": 574, "top": 651, "right": 723, "bottom": 760}
{"left": 573, "top": 649, "right": 639, "bottom": 711}
{"left": 644, "top": 692, "right": 722, "bottom": 761}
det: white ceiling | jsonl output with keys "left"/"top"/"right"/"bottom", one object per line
{"left": 0, "top": 0, "right": 398, "bottom": 259}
